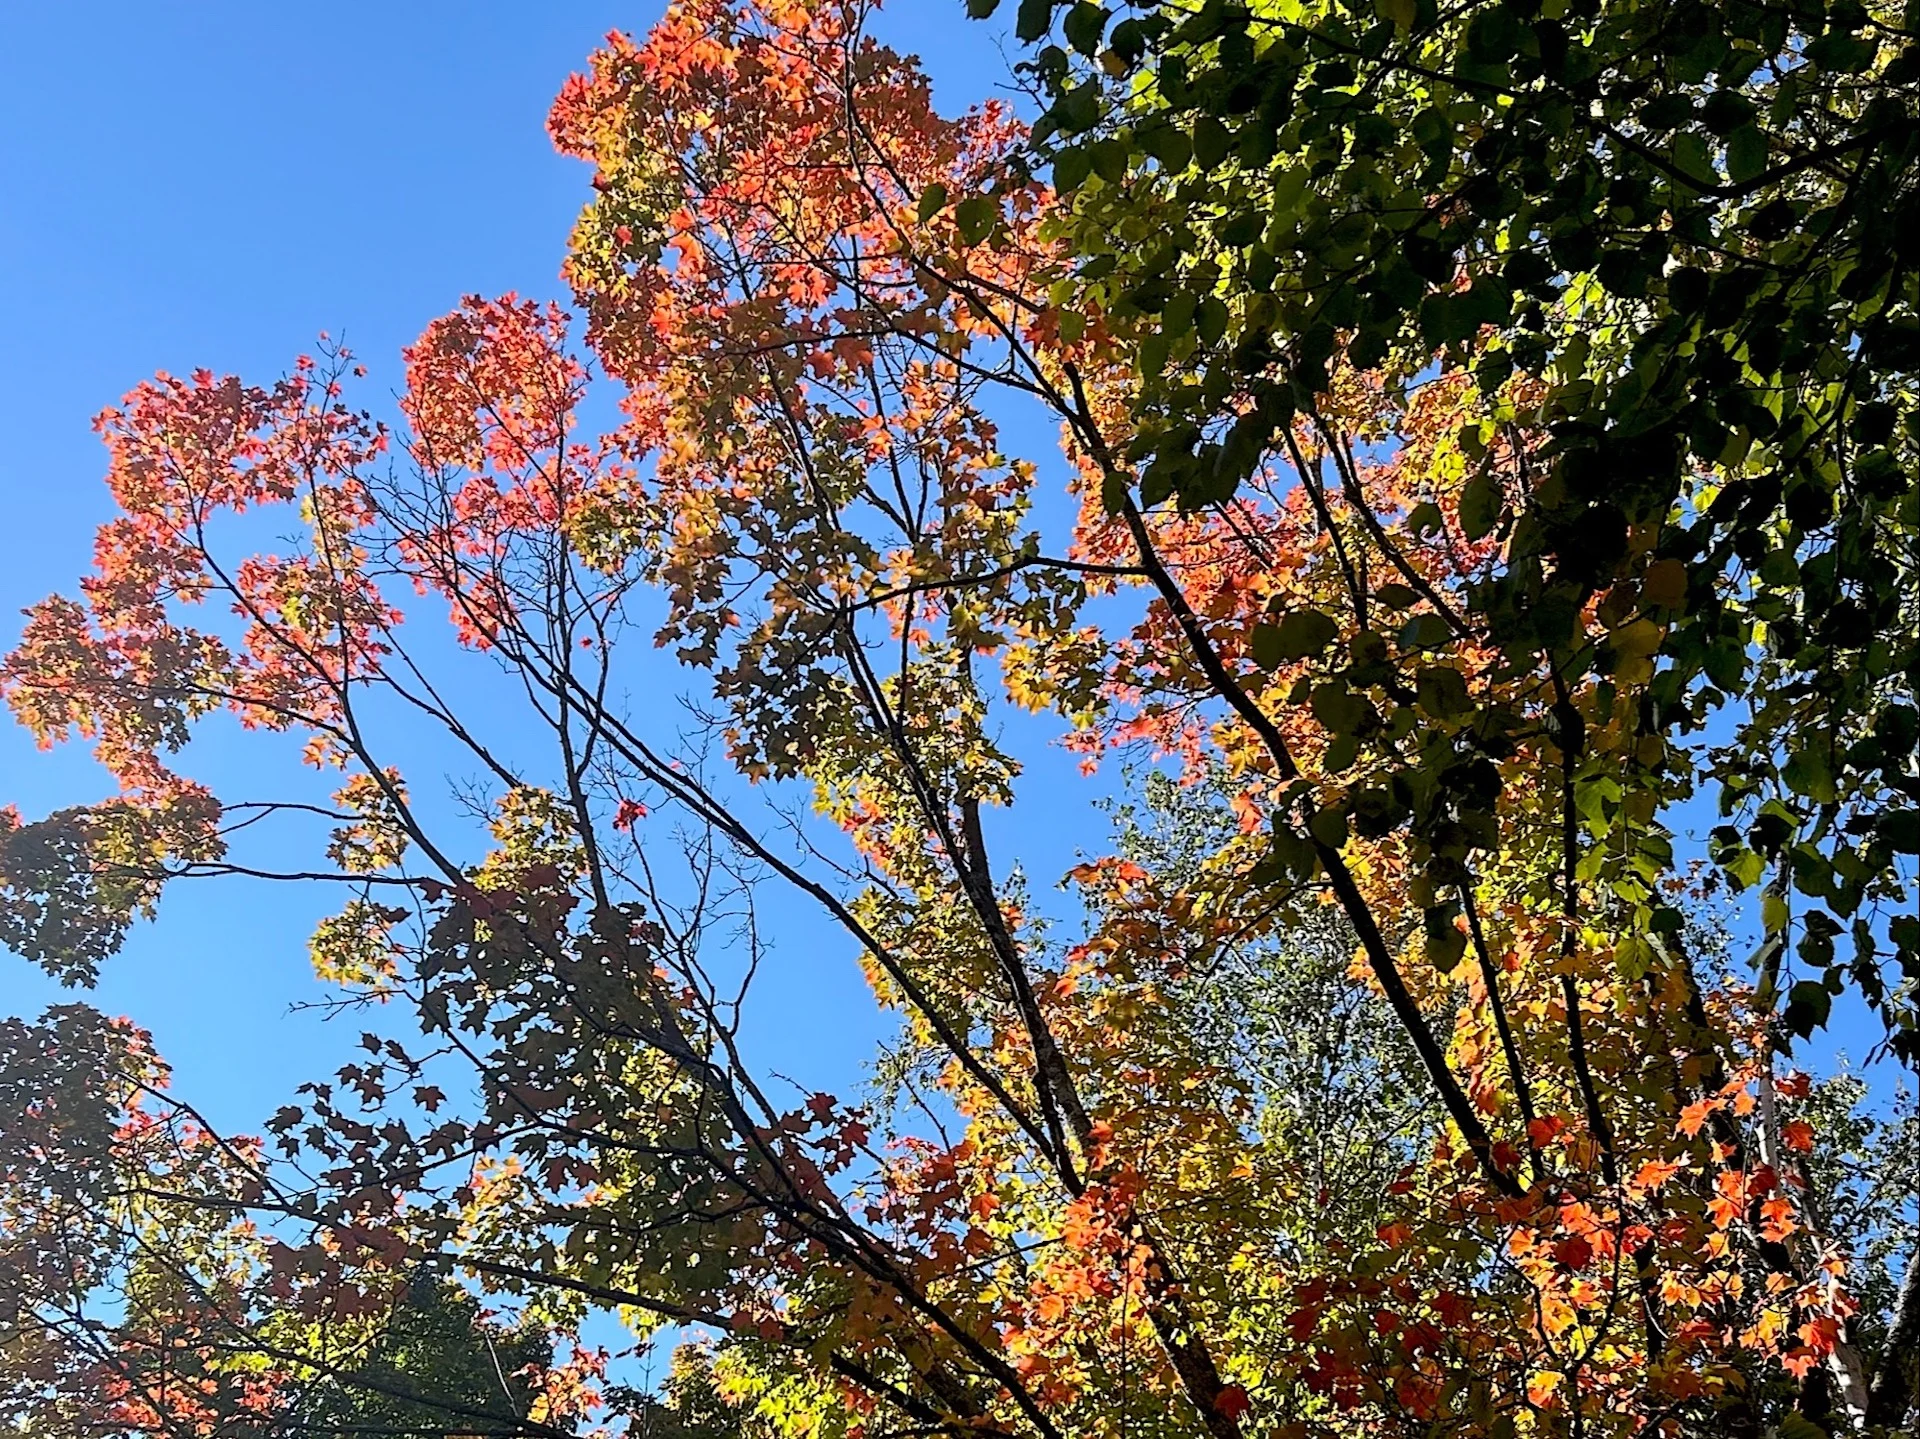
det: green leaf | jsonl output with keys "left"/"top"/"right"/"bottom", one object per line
{"left": 1416, "top": 665, "right": 1471, "bottom": 718}
{"left": 1250, "top": 623, "right": 1283, "bottom": 669}
{"left": 1057, "top": 81, "right": 1101, "bottom": 133}
{"left": 1162, "top": 290, "right": 1196, "bottom": 338}
{"left": 1349, "top": 630, "right": 1390, "bottom": 671}
{"left": 1714, "top": 840, "right": 1766, "bottom": 890}
{"left": 1263, "top": 608, "right": 1339, "bottom": 662}
{"left": 1783, "top": 979, "right": 1832, "bottom": 1038}
{"left": 1878, "top": 808, "right": 1920, "bottom": 855}
{"left": 1270, "top": 165, "right": 1310, "bottom": 218}
{"left": 1309, "top": 804, "right": 1350, "bottom": 848}
{"left": 1615, "top": 934, "right": 1656, "bottom": 980}
{"left": 1015, "top": 0, "right": 1054, "bottom": 42}
{"left": 1805, "top": 30, "right": 1876, "bottom": 72}
{"left": 916, "top": 182, "right": 949, "bottom": 222}
{"left": 1141, "top": 123, "right": 1192, "bottom": 172}
{"left": 1063, "top": 2, "right": 1107, "bottom": 55}
{"left": 1195, "top": 294, "right": 1229, "bottom": 346}
{"left": 1671, "top": 132, "right": 1714, "bottom": 190}
{"left": 1052, "top": 146, "right": 1092, "bottom": 193}
{"left": 1376, "top": 0, "right": 1416, "bottom": 30}
{"left": 1725, "top": 125, "right": 1768, "bottom": 185}
{"left": 1762, "top": 888, "right": 1790, "bottom": 935}
{"left": 1348, "top": 327, "right": 1391, "bottom": 370}
{"left": 955, "top": 196, "right": 997, "bottom": 246}
{"left": 1107, "top": 17, "right": 1147, "bottom": 64}
{"left": 1419, "top": 292, "right": 1469, "bottom": 347}
{"left": 1424, "top": 906, "right": 1467, "bottom": 973}
{"left": 1193, "top": 116, "right": 1232, "bottom": 170}
{"left": 1398, "top": 612, "right": 1452, "bottom": 651}
{"left": 1139, "top": 331, "right": 1170, "bottom": 378}
{"left": 1783, "top": 747, "right": 1838, "bottom": 805}
{"left": 1458, "top": 466, "right": 1503, "bottom": 542}
{"left": 1776, "top": 1414, "right": 1829, "bottom": 1439}
{"left": 1376, "top": 583, "right": 1419, "bottom": 609}
{"left": 1310, "top": 682, "right": 1369, "bottom": 735}
{"left": 1089, "top": 139, "right": 1127, "bottom": 185}
{"left": 1406, "top": 501, "right": 1446, "bottom": 536}
{"left": 1464, "top": 275, "right": 1511, "bottom": 328}
{"left": 1270, "top": 822, "right": 1320, "bottom": 879}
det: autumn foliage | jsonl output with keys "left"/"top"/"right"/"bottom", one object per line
{"left": 1, "top": 3, "right": 1916, "bottom": 1438}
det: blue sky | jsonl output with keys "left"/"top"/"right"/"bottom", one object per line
{"left": 0, "top": 0, "right": 1049, "bottom": 1135}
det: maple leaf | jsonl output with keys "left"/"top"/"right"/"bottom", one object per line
{"left": 1552, "top": 1235, "right": 1593, "bottom": 1270}
{"left": 1678, "top": 1099, "right": 1716, "bottom": 1137}
{"left": 1631, "top": 1158, "right": 1683, "bottom": 1194}
{"left": 1213, "top": 1384, "right": 1251, "bottom": 1421}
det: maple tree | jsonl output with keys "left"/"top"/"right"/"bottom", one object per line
{"left": 0, "top": 1005, "right": 595, "bottom": 1437}
{"left": 1, "top": 2, "right": 1917, "bottom": 1438}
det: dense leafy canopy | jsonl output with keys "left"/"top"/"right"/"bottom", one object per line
{"left": 0, "top": 2, "right": 1916, "bottom": 1439}
{"left": 987, "top": 0, "right": 1920, "bottom": 1057}
{"left": 286, "top": 1277, "right": 558, "bottom": 1436}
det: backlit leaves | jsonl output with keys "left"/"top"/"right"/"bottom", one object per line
{"left": 0, "top": 1, "right": 1915, "bottom": 1437}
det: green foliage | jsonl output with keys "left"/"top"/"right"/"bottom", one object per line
{"left": 1108, "top": 769, "right": 1438, "bottom": 1178}
{"left": 979, "top": 0, "right": 1920, "bottom": 1058}
{"left": 286, "top": 1276, "right": 556, "bottom": 1436}
{"left": 0, "top": 802, "right": 214, "bottom": 986}
{"left": 607, "top": 1343, "right": 762, "bottom": 1439}
{"left": 1788, "top": 1074, "right": 1918, "bottom": 1361}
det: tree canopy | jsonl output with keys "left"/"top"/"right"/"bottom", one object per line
{"left": 0, "top": 1, "right": 1916, "bottom": 1437}
{"left": 988, "top": 0, "right": 1920, "bottom": 1055}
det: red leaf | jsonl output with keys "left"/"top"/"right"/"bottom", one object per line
{"left": 1213, "top": 1385, "right": 1251, "bottom": 1421}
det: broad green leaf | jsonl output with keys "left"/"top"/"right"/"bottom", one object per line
{"left": 1415, "top": 665, "right": 1471, "bottom": 718}
{"left": 955, "top": 196, "right": 997, "bottom": 246}
{"left": 1015, "top": 0, "right": 1053, "bottom": 42}
{"left": 1063, "top": 2, "right": 1107, "bottom": 55}
{"left": 1725, "top": 125, "right": 1768, "bottom": 185}
{"left": 1458, "top": 467, "right": 1503, "bottom": 542}
{"left": 1262, "top": 608, "right": 1338, "bottom": 663}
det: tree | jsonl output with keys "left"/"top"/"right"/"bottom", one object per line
{"left": 285, "top": 1276, "right": 560, "bottom": 1437}
{"left": 0, "top": 1006, "right": 589, "bottom": 1438}
{"left": 0, "top": 1, "right": 1916, "bottom": 1436}
{"left": 977, "top": 0, "right": 1920, "bottom": 1060}
{"left": 609, "top": 1342, "right": 765, "bottom": 1439}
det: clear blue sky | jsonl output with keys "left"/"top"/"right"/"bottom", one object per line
{"left": 0, "top": 0, "right": 1043, "bottom": 1135}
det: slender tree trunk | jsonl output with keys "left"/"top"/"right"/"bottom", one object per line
{"left": 1867, "top": 1253, "right": 1920, "bottom": 1430}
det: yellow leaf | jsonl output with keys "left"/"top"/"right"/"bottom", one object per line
{"left": 1610, "top": 618, "right": 1665, "bottom": 658}
{"left": 1642, "top": 557, "right": 1689, "bottom": 610}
